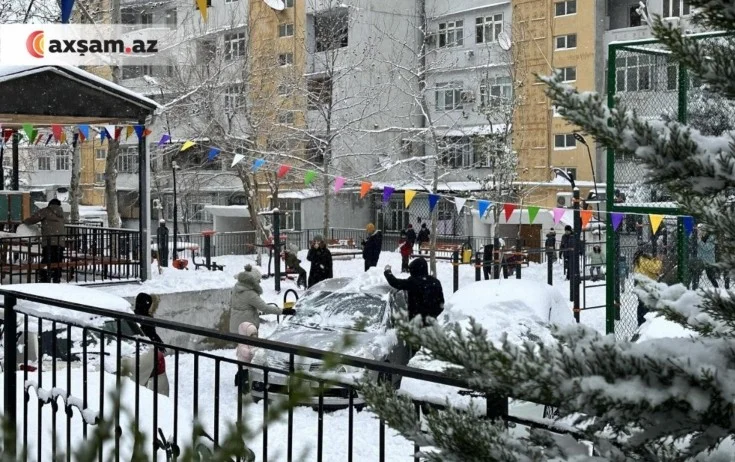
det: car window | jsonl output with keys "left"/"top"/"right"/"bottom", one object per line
{"left": 101, "top": 320, "right": 145, "bottom": 337}
{"left": 290, "top": 291, "right": 387, "bottom": 331}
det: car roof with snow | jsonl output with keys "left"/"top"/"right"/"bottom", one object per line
{"left": 308, "top": 276, "right": 394, "bottom": 296}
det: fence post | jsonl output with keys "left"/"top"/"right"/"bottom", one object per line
{"left": 493, "top": 237, "right": 500, "bottom": 280}
{"left": 3, "top": 294, "right": 17, "bottom": 459}
{"left": 452, "top": 250, "right": 459, "bottom": 293}
{"left": 273, "top": 210, "right": 281, "bottom": 293}
{"left": 547, "top": 253, "right": 553, "bottom": 286}
{"left": 516, "top": 257, "right": 522, "bottom": 279}
{"left": 202, "top": 231, "right": 214, "bottom": 269}
{"left": 572, "top": 187, "right": 581, "bottom": 323}
{"left": 474, "top": 252, "right": 481, "bottom": 282}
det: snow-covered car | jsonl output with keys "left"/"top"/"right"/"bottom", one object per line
{"left": 250, "top": 276, "right": 411, "bottom": 408}
{"left": 0, "top": 284, "right": 168, "bottom": 394}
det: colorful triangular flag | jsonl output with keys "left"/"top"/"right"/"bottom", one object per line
{"left": 553, "top": 208, "right": 565, "bottom": 225}
{"left": 527, "top": 206, "right": 540, "bottom": 224}
{"left": 503, "top": 203, "right": 516, "bottom": 221}
{"left": 180, "top": 140, "right": 195, "bottom": 151}
{"left": 126, "top": 126, "right": 134, "bottom": 140}
{"left": 683, "top": 216, "right": 694, "bottom": 236}
{"left": 158, "top": 134, "right": 171, "bottom": 146}
{"left": 207, "top": 148, "right": 221, "bottom": 162}
{"left": 428, "top": 194, "right": 440, "bottom": 212}
{"left": 114, "top": 127, "right": 123, "bottom": 140}
{"left": 231, "top": 154, "right": 245, "bottom": 167}
{"left": 333, "top": 176, "right": 345, "bottom": 193}
{"left": 382, "top": 186, "right": 395, "bottom": 204}
{"left": 45, "top": 134, "right": 53, "bottom": 146}
{"left": 405, "top": 190, "right": 416, "bottom": 208}
{"left": 455, "top": 197, "right": 467, "bottom": 213}
{"left": 304, "top": 170, "right": 317, "bottom": 186}
{"left": 581, "top": 210, "right": 593, "bottom": 229}
{"left": 360, "top": 181, "right": 372, "bottom": 199}
{"left": 277, "top": 164, "right": 291, "bottom": 178}
{"left": 133, "top": 125, "right": 144, "bottom": 139}
{"left": 105, "top": 125, "right": 115, "bottom": 140}
{"left": 143, "top": 128, "right": 152, "bottom": 137}
{"left": 78, "top": 125, "right": 89, "bottom": 140}
{"left": 51, "top": 125, "right": 63, "bottom": 142}
{"left": 22, "top": 123, "right": 33, "bottom": 142}
{"left": 649, "top": 214, "right": 664, "bottom": 234}
{"left": 611, "top": 212, "right": 625, "bottom": 231}
{"left": 61, "top": 0, "right": 74, "bottom": 23}
{"left": 477, "top": 200, "right": 491, "bottom": 218}
{"left": 252, "top": 158, "right": 266, "bottom": 172}
{"left": 196, "top": 0, "right": 208, "bottom": 21}
{"left": 33, "top": 130, "right": 41, "bottom": 144}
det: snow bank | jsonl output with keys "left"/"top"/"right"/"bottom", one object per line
{"left": 636, "top": 312, "right": 696, "bottom": 342}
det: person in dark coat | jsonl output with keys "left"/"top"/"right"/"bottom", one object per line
{"left": 405, "top": 224, "right": 417, "bottom": 251}
{"left": 559, "top": 225, "right": 573, "bottom": 280}
{"left": 156, "top": 220, "right": 169, "bottom": 267}
{"left": 482, "top": 243, "right": 494, "bottom": 280}
{"left": 307, "top": 235, "right": 333, "bottom": 287}
{"left": 135, "top": 293, "right": 163, "bottom": 344}
{"left": 544, "top": 229, "right": 557, "bottom": 263}
{"left": 361, "top": 223, "right": 383, "bottom": 271}
{"left": 384, "top": 257, "right": 444, "bottom": 326}
{"left": 417, "top": 223, "right": 430, "bottom": 251}
{"left": 23, "top": 198, "right": 66, "bottom": 283}
{"left": 132, "top": 292, "right": 169, "bottom": 396}
{"left": 285, "top": 243, "right": 307, "bottom": 288}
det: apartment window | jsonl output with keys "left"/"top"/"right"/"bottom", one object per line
{"left": 224, "top": 32, "right": 246, "bottom": 61}
{"left": 438, "top": 20, "right": 463, "bottom": 48}
{"left": 306, "top": 139, "right": 326, "bottom": 165}
{"left": 615, "top": 56, "right": 652, "bottom": 92}
{"left": 630, "top": 4, "right": 642, "bottom": 27}
{"left": 187, "top": 195, "right": 213, "bottom": 223}
{"left": 278, "top": 111, "right": 295, "bottom": 125}
{"left": 557, "top": 66, "right": 577, "bottom": 82}
{"left": 197, "top": 40, "right": 216, "bottom": 64}
{"left": 38, "top": 154, "right": 51, "bottom": 171}
{"left": 435, "top": 82, "right": 463, "bottom": 111}
{"left": 56, "top": 151, "right": 71, "bottom": 170}
{"left": 440, "top": 137, "right": 473, "bottom": 168}
{"left": 95, "top": 173, "right": 105, "bottom": 184}
{"left": 95, "top": 149, "right": 106, "bottom": 160}
{"left": 195, "top": 0, "right": 212, "bottom": 10}
{"left": 480, "top": 76, "right": 512, "bottom": 107}
{"left": 307, "top": 77, "right": 332, "bottom": 109}
{"left": 554, "top": 133, "right": 577, "bottom": 149}
{"left": 278, "top": 53, "right": 294, "bottom": 66}
{"left": 278, "top": 23, "right": 294, "bottom": 37}
{"left": 555, "top": 33, "right": 577, "bottom": 50}
{"left": 165, "top": 8, "right": 177, "bottom": 26}
{"left": 475, "top": 14, "right": 503, "bottom": 44}
{"left": 121, "top": 64, "right": 153, "bottom": 79}
{"left": 315, "top": 10, "right": 349, "bottom": 52}
{"left": 285, "top": 0, "right": 294, "bottom": 7}
{"left": 663, "top": 0, "right": 691, "bottom": 18}
{"left": 554, "top": 0, "right": 577, "bottom": 16}
{"left": 277, "top": 199, "right": 301, "bottom": 230}
{"left": 116, "top": 146, "right": 139, "bottom": 173}
{"left": 225, "top": 0, "right": 238, "bottom": 4}
{"left": 224, "top": 85, "right": 242, "bottom": 112}
{"left": 140, "top": 12, "right": 153, "bottom": 25}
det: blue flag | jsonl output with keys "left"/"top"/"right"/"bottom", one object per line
{"left": 477, "top": 200, "right": 491, "bottom": 218}
{"left": 61, "top": 0, "right": 75, "bottom": 23}
{"left": 428, "top": 194, "right": 440, "bottom": 212}
{"left": 252, "top": 158, "right": 266, "bottom": 172}
{"left": 207, "top": 148, "right": 221, "bottom": 161}
{"left": 683, "top": 216, "right": 694, "bottom": 236}
{"left": 78, "top": 125, "right": 89, "bottom": 140}
{"left": 134, "top": 125, "right": 144, "bottom": 139}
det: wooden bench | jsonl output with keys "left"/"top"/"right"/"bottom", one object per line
{"left": 417, "top": 243, "right": 461, "bottom": 258}
{"left": 326, "top": 239, "right": 355, "bottom": 249}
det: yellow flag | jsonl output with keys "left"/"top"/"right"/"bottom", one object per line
{"left": 649, "top": 214, "right": 665, "bottom": 234}
{"left": 405, "top": 190, "right": 417, "bottom": 208}
{"left": 196, "top": 0, "right": 208, "bottom": 21}
{"left": 180, "top": 140, "right": 196, "bottom": 152}
{"left": 125, "top": 126, "right": 134, "bottom": 140}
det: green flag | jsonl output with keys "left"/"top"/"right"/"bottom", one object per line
{"left": 304, "top": 170, "right": 317, "bottom": 186}
{"left": 527, "top": 206, "right": 540, "bottom": 224}
{"left": 22, "top": 123, "right": 34, "bottom": 142}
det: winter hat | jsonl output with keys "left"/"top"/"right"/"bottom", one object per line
{"left": 288, "top": 243, "right": 299, "bottom": 254}
{"left": 407, "top": 224, "right": 413, "bottom": 229}
{"left": 237, "top": 264, "right": 263, "bottom": 286}
{"left": 421, "top": 223, "right": 427, "bottom": 229}
{"left": 366, "top": 223, "right": 376, "bottom": 233}
{"left": 159, "top": 219, "right": 166, "bottom": 224}
{"left": 565, "top": 225, "right": 572, "bottom": 232}
{"left": 313, "top": 235, "right": 324, "bottom": 243}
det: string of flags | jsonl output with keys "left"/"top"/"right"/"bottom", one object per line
{"left": 1, "top": 124, "right": 695, "bottom": 235}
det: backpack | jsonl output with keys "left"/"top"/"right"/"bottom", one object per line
{"left": 415, "top": 276, "right": 444, "bottom": 319}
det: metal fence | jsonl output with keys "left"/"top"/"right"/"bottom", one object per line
{"left": 0, "top": 290, "right": 582, "bottom": 461}
{"left": 0, "top": 225, "right": 139, "bottom": 284}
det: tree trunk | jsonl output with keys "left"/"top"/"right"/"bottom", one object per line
{"left": 69, "top": 142, "right": 81, "bottom": 223}
{"left": 429, "top": 160, "right": 439, "bottom": 277}
{"left": 322, "top": 156, "right": 330, "bottom": 238}
{"left": 105, "top": 139, "right": 122, "bottom": 228}
{"left": 237, "top": 168, "right": 269, "bottom": 266}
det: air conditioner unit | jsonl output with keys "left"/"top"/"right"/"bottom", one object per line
{"left": 460, "top": 91, "right": 475, "bottom": 103}
{"left": 556, "top": 192, "right": 572, "bottom": 208}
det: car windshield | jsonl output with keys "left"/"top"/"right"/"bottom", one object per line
{"left": 289, "top": 291, "right": 387, "bottom": 332}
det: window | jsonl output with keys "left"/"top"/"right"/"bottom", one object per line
{"left": 439, "top": 137, "right": 472, "bottom": 168}
{"left": 376, "top": 199, "right": 409, "bottom": 232}
{"left": 554, "top": 33, "right": 577, "bottom": 50}
{"left": 37, "top": 153, "right": 51, "bottom": 171}
{"left": 278, "top": 23, "right": 294, "bottom": 37}
{"left": 185, "top": 195, "right": 213, "bottom": 223}
{"left": 306, "top": 139, "right": 326, "bottom": 164}
{"left": 95, "top": 149, "right": 106, "bottom": 160}
{"left": 554, "top": 133, "right": 577, "bottom": 149}
{"left": 121, "top": 64, "right": 154, "bottom": 80}
{"left": 480, "top": 76, "right": 512, "bottom": 107}
{"left": 555, "top": 0, "right": 576, "bottom": 16}
{"left": 197, "top": 40, "right": 216, "bottom": 64}
{"left": 307, "top": 77, "right": 332, "bottom": 109}
{"left": 278, "top": 111, "right": 295, "bottom": 125}
{"left": 475, "top": 14, "right": 503, "bottom": 44}
{"left": 663, "top": 0, "right": 691, "bottom": 18}
{"left": 56, "top": 151, "right": 71, "bottom": 170}
{"left": 666, "top": 64, "right": 678, "bottom": 91}
{"left": 315, "top": 11, "right": 349, "bottom": 52}
{"left": 630, "top": 4, "right": 642, "bottom": 27}
{"left": 140, "top": 12, "right": 153, "bottom": 25}
{"left": 224, "top": 85, "right": 242, "bottom": 112}
{"left": 557, "top": 66, "right": 576, "bottom": 82}
{"left": 615, "top": 56, "right": 652, "bottom": 92}
{"left": 278, "top": 53, "right": 293, "bottom": 66}
{"left": 116, "top": 146, "right": 139, "bottom": 173}
{"left": 195, "top": 0, "right": 212, "bottom": 10}
{"left": 95, "top": 173, "right": 105, "bottom": 184}
{"left": 225, "top": 0, "right": 237, "bottom": 4}
{"left": 224, "top": 32, "right": 246, "bottom": 61}
{"left": 165, "top": 9, "right": 177, "bottom": 27}
{"left": 277, "top": 199, "right": 301, "bottom": 230}
{"left": 285, "top": 0, "right": 294, "bottom": 7}
{"left": 435, "top": 82, "right": 463, "bottom": 111}
{"left": 438, "top": 20, "right": 463, "bottom": 47}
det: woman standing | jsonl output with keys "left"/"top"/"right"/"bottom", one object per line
{"left": 307, "top": 235, "right": 333, "bottom": 287}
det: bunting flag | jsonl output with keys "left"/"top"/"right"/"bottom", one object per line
{"left": 231, "top": 154, "right": 245, "bottom": 167}
{"left": 143, "top": 128, "right": 152, "bottom": 137}
{"left": 3, "top": 130, "right": 12, "bottom": 144}
{"left": 207, "top": 148, "right": 221, "bottom": 162}
{"left": 503, "top": 203, "right": 516, "bottom": 221}
{"left": 527, "top": 206, "right": 540, "bottom": 224}
{"left": 114, "top": 127, "right": 123, "bottom": 140}
{"left": 455, "top": 197, "right": 467, "bottom": 213}
{"left": 61, "top": 0, "right": 74, "bottom": 23}
{"left": 683, "top": 216, "right": 694, "bottom": 236}
{"left": 334, "top": 176, "right": 345, "bottom": 193}
{"left": 180, "top": 140, "right": 196, "bottom": 151}
{"left": 60, "top": 132, "right": 67, "bottom": 144}
{"left": 105, "top": 125, "right": 115, "bottom": 140}
{"left": 45, "top": 134, "right": 53, "bottom": 146}
{"left": 33, "top": 130, "right": 41, "bottom": 144}
{"left": 428, "top": 194, "right": 440, "bottom": 212}
{"left": 611, "top": 212, "right": 625, "bottom": 231}
{"left": 477, "top": 200, "right": 491, "bottom": 218}
{"left": 252, "top": 158, "right": 266, "bottom": 172}
{"left": 553, "top": 208, "right": 565, "bottom": 225}
{"left": 277, "top": 164, "right": 291, "bottom": 178}
{"left": 304, "top": 170, "right": 317, "bottom": 186}
{"left": 126, "top": 126, "right": 134, "bottom": 140}
{"left": 196, "top": 0, "right": 208, "bottom": 21}
{"left": 158, "top": 134, "right": 171, "bottom": 146}
{"left": 382, "top": 186, "right": 395, "bottom": 203}
{"left": 78, "top": 125, "right": 89, "bottom": 140}
{"left": 404, "top": 190, "right": 417, "bottom": 208}
{"left": 22, "top": 123, "right": 33, "bottom": 142}
{"left": 649, "top": 214, "right": 665, "bottom": 234}
{"left": 51, "top": 125, "right": 63, "bottom": 142}
{"left": 581, "top": 209, "right": 593, "bottom": 229}
{"left": 98, "top": 129, "right": 106, "bottom": 144}
{"left": 360, "top": 181, "right": 372, "bottom": 199}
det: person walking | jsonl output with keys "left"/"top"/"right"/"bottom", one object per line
{"left": 398, "top": 230, "right": 411, "bottom": 273}
{"left": 588, "top": 245, "right": 605, "bottom": 281}
{"left": 384, "top": 257, "right": 444, "bottom": 327}
{"left": 405, "top": 224, "right": 417, "bottom": 253}
{"left": 284, "top": 243, "right": 307, "bottom": 289}
{"left": 131, "top": 293, "right": 169, "bottom": 396}
{"left": 23, "top": 198, "right": 66, "bottom": 283}
{"left": 692, "top": 225, "right": 719, "bottom": 289}
{"left": 482, "top": 243, "right": 493, "bottom": 280}
{"left": 544, "top": 229, "right": 557, "bottom": 264}
{"left": 156, "top": 219, "right": 169, "bottom": 267}
{"left": 306, "top": 235, "right": 333, "bottom": 287}
{"left": 361, "top": 223, "right": 383, "bottom": 271}
{"left": 559, "top": 225, "right": 573, "bottom": 280}
{"left": 416, "top": 223, "right": 430, "bottom": 253}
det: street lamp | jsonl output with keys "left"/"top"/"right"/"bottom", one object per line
{"left": 573, "top": 133, "right": 599, "bottom": 201}
{"left": 172, "top": 160, "right": 180, "bottom": 261}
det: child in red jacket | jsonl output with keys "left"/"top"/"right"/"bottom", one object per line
{"left": 399, "top": 230, "right": 411, "bottom": 273}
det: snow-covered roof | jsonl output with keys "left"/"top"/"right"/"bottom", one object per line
{"left": 203, "top": 205, "right": 250, "bottom": 217}
{"left": 441, "top": 124, "right": 507, "bottom": 137}
{"left": 277, "top": 190, "right": 324, "bottom": 200}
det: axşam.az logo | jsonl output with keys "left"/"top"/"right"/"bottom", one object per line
{"left": 26, "top": 30, "right": 158, "bottom": 58}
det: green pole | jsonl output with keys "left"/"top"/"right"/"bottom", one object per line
{"left": 605, "top": 44, "right": 618, "bottom": 336}
{"left": 677, "top": 63, "right": 689, "bottom": 284}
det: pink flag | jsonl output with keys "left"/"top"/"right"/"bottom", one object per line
{"left": 553, "top": 207, "right": 565, "bottom": 225}
{"left": 334, "top": 176, "right": 346, "bottom": 193}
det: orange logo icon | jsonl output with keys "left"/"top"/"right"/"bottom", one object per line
{"left": 26, "top": 30, "right": 44, "bottom": 58}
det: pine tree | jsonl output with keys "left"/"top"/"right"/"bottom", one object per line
{"left": 360, "top": 1, "right": 735, "bottom": 460}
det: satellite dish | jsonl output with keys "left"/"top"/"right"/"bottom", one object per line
{"left": 497, "top": 32, "right": 512, "bottom": 51}
{"left": 263, "top": 0, "right": 285, "bottom": 10}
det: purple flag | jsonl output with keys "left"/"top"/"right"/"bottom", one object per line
{"left": 382, "top": 186, "right": 395, "bottom": 203}
{"left": 552, "top": 208, "right": 565, "bottom": 225}
{"left": 158, "top": 134, "right": 171, "bottom": 146}
{"left": 611, "top": 212, "right": 625, "bottom": 231}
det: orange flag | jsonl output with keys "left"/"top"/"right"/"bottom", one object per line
{"left": 360, "top": 181, "right": 372, "bottom": 199}
{"left": 580, "top": 210, "right": 593, "bottom": 229}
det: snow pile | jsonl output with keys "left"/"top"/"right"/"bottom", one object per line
{"left": 332, "top": 266, "right": 389, "bottom": 293}
{"left": 636, "top": 312, "right": 696, "bottom": 342}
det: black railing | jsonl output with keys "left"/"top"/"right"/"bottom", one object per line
{"left": 0, "top": 289, "right": 582, "bottom": 461}
{"left": 0, "top": 225, "right": 139, "bottom": 284}
{"left": 172, "top": 231, "right": 257, "bottom": 258}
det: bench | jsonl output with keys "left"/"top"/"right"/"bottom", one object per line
{"left": 326, "top": 239, "right": 355, "bottom": 249}
{"left": 417, "top": 243, "right": 461, "bottom": 258}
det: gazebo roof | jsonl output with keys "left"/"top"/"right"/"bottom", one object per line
{"left": 0, "top": 65, "right": 159, "bottom": 126}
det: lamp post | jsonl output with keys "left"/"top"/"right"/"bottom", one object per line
{"left": 573, "top": 133, "right": 598, "bottom": 200}
{"left": 552, "top": 167, "right": 581, "bottom": 322}
{"left": 172, "top": 160, "right": 179, "bottom": 261}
